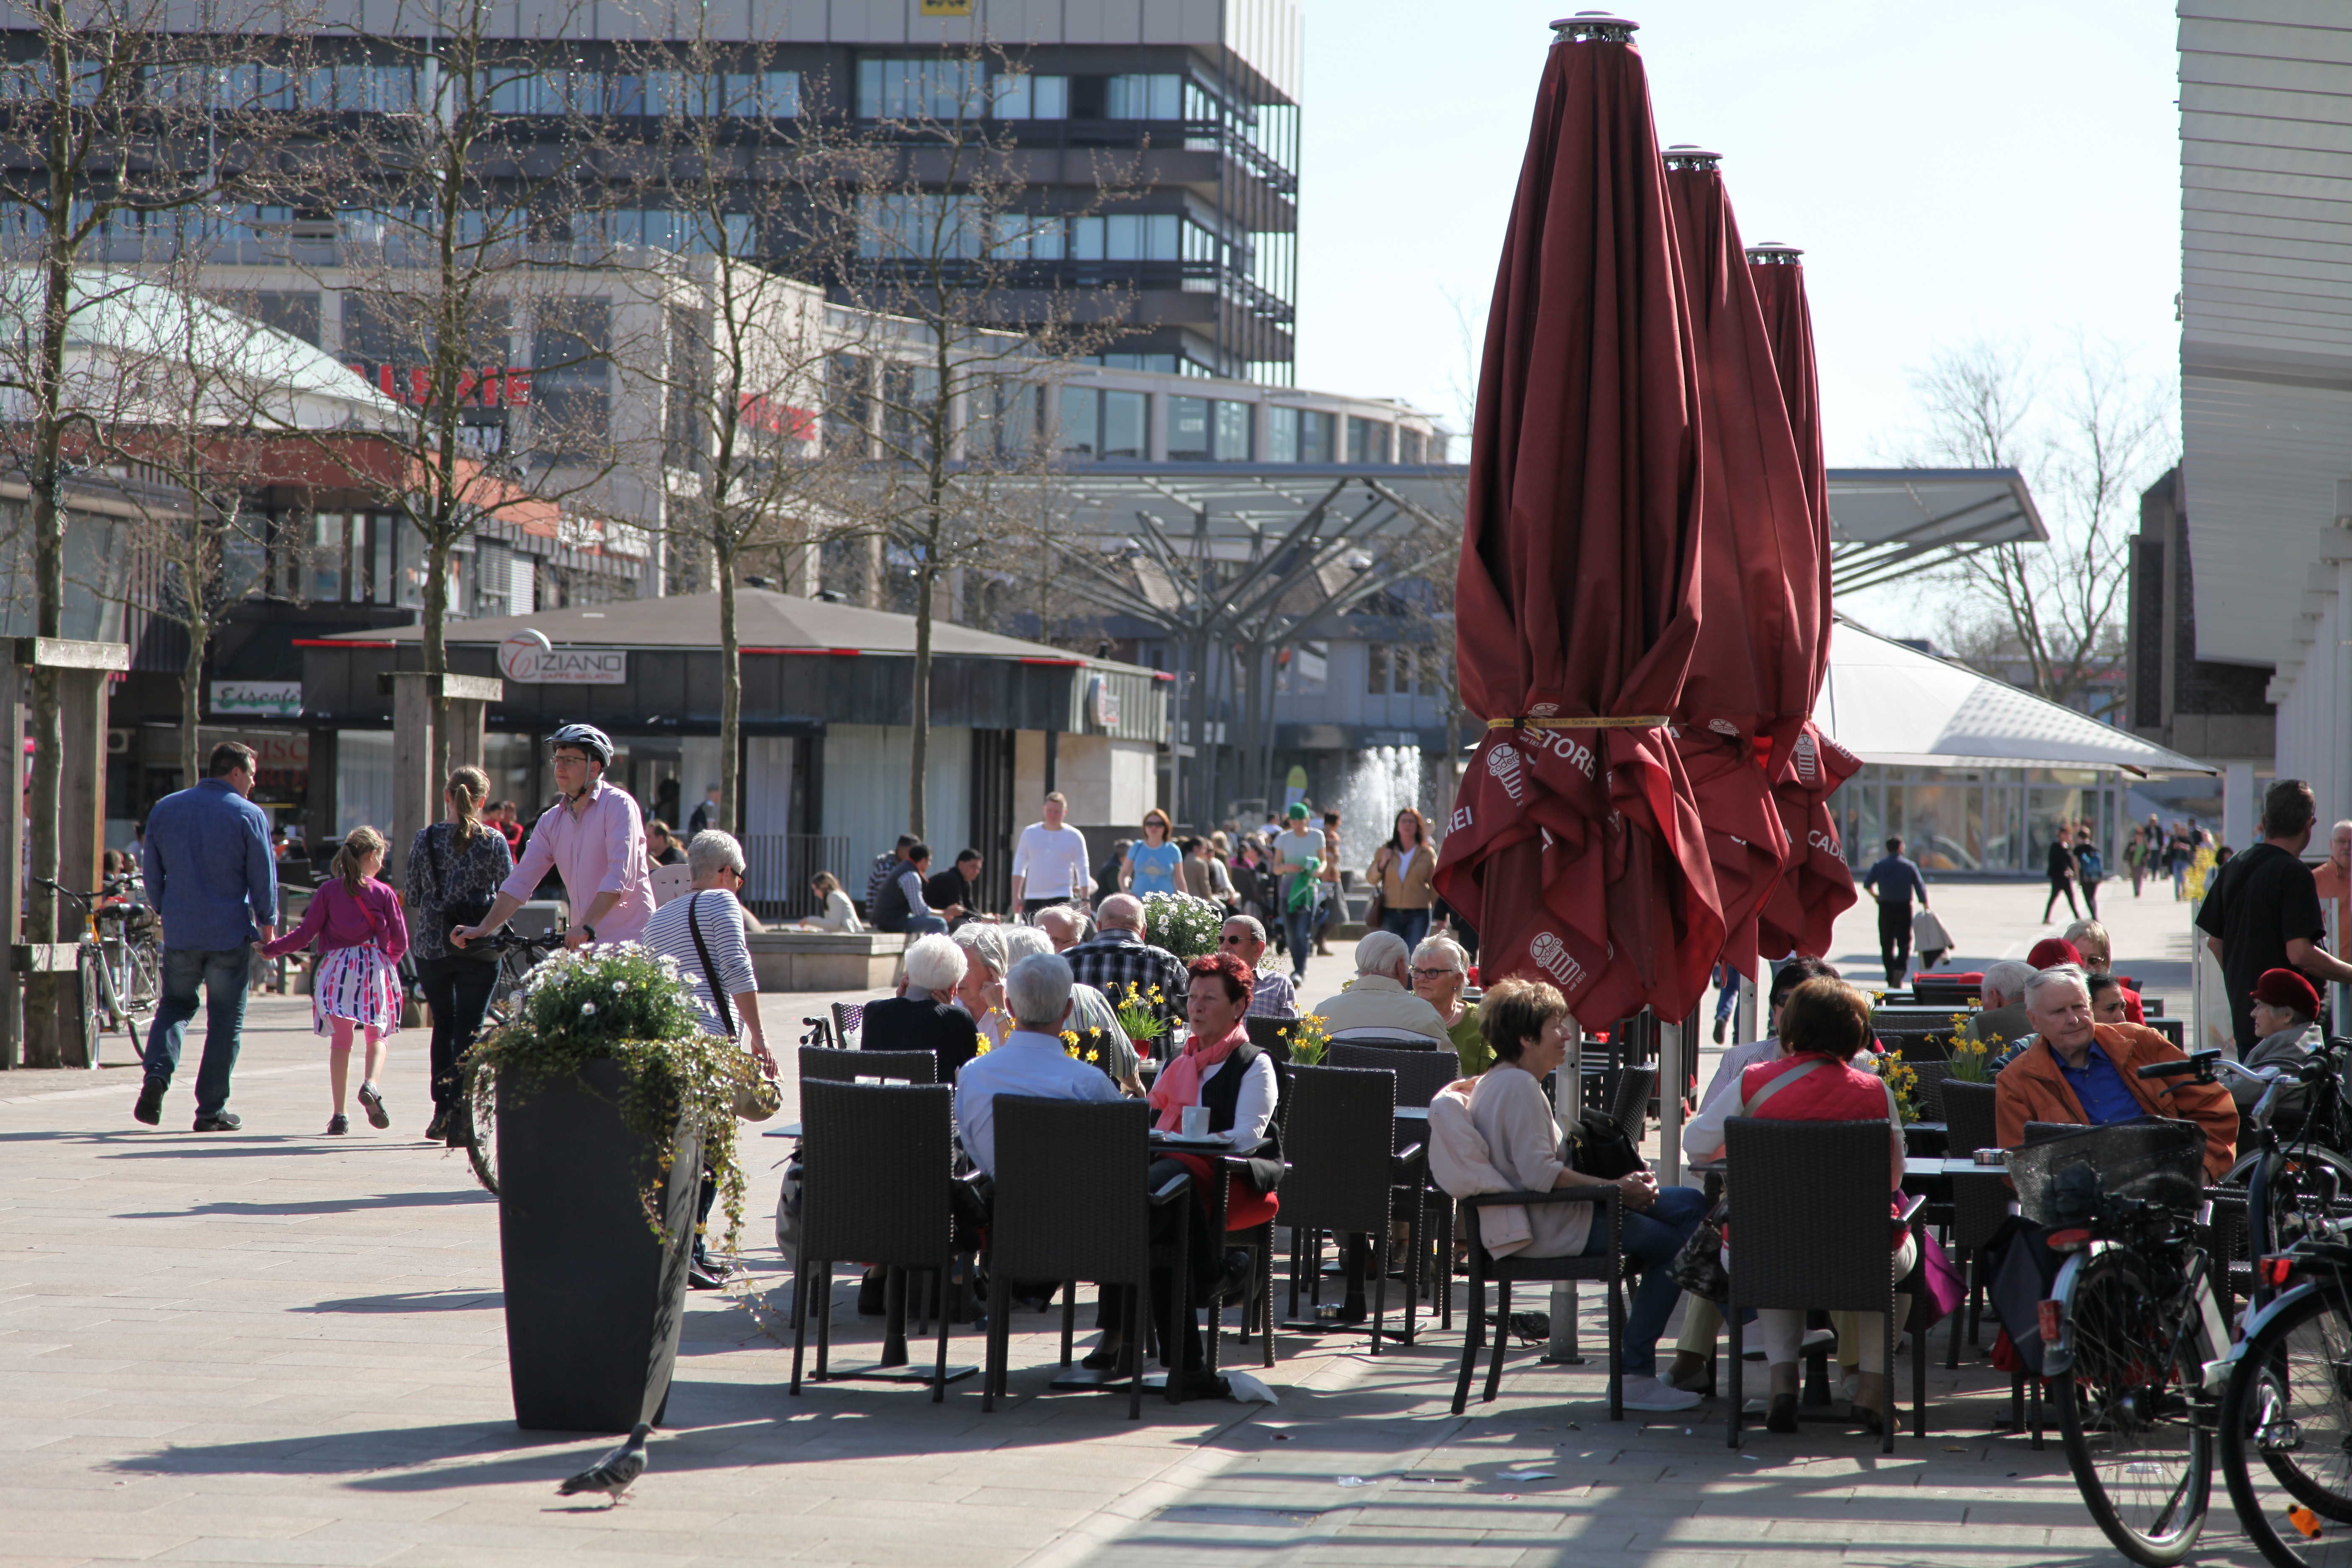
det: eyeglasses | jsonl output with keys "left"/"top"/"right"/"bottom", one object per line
{"left": 1411, "top": 967, "right": 1459, "bottom": 979}
{"left": 1220, "top": 934, "right": 1250, "bottom": 945}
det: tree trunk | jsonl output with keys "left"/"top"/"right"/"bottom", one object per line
{"left": 22, "top": 228, "right": 73, "bottom": 1066}
{"left": 180, "top": 606, "right": 206, "bottom": 790}
{"left": 719, "top": 550, "right": 740, "bottom": 833}
{"left": 908, "top": 557, "right": 934, "bottom": 841}
{"left": 423, "top": 534, "right": 450, "bottom": 794}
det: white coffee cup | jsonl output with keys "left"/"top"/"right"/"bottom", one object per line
{"left": 1180, "top": 1104, "right": 1210, "bottom": 1139}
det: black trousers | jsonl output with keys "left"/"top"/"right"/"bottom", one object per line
{"left": 1876, "top": 900, "right": 1912, "bottom": 986}
{"left": 1098, "top": 1156, "right": 1218, "bottom": 1370}
{"left": 2041, "top": 875, "right": 2080, "bottom": 922}
{"left": 415, "top": 954, "right": 498, "bottom": 1115}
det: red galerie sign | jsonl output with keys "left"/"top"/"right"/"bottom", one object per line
{"left": 346, "top": 363, "right": 534, "bottom": 409}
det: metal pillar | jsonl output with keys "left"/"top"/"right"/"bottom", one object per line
{"left": 1547, "top": 1015, "right": 1585, "bottom": 1364}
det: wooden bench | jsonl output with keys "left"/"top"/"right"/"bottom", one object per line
{"left": 745, "top": 930, "right": 907, "bottom": 993}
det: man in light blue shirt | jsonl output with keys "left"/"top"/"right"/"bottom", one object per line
{"left": 135, "top": 741, "right": 278, "bottom": 1132}
{"left": 954, "top": 952, "right": 1118, "bottom": 1177}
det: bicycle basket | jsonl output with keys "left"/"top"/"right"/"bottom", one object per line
{"left": 2006, "top": 1119, "right": 2208, "bottom": 1227}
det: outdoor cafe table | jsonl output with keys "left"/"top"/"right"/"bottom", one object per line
{"left": 1687, "top": 1155, "right": 1994, "bottom": 1182}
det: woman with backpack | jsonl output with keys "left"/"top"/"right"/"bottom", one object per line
{"left": 404, "top": 766, "right": 514, "bottom": 1147}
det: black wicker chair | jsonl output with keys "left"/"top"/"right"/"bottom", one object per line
{"left": 831, "top": 1000, "right": 865, "bottom": 1047}
{"left": 982, "top": 1096, "right": 1191, "bottom": 1418}
{"left": 1329, "top": 1042, "right": 1460, "bottom": 1107}
{"left": 1938, "top": 1080, "right": 2009, "bottom": 1369}
{"left": 799, "top": 1043, "right": 936, "bottom": 1086}
{"left": 1244, "top": 1016, "right": 1296, "bottom": 1056}
{"left": 1909, "top": 1061, "right": 1955, "bottom": 1121}
{"left": 1278, "top": 1064, "right": 1423, "bottom": 1353}
{"left": 789, "top": 1080, "right": 964, "bottom": 1402}
{"left": 1604, "top": 1066, "right": 1658, "bottom": 1141}
{"left": 1454, "top": 1184, "right": 1625, "bottom": 1420}
{"left": 1328, "top": 1032, "right": 1442, "bottom": 1052}
{"left": 1723, "top": 1117, "right": 1928, "bottom": 1453}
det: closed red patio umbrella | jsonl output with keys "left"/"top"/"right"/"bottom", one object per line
{"left": 1746, "top": 242, "right": 1858, "bottom": 958}
{"left": 1433, "top": 13, "right": 1722, "bottom": 1025}
{"left": 1660, "top": 147, "right": 1817, "bottom": 966}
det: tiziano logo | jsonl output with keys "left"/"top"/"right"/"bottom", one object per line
{"left": 1529, "top": 930, "right": 1586, "bottom": 991}
{"left": 1794, "top": 730, "right": 1820, "bottom": 786}
{"left": 1486, "top": 743, "right": 1526, "bottom": 803}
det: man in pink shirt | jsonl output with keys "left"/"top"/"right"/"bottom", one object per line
{"left": 453, "top": 724, "right": 656, "bottom": 951}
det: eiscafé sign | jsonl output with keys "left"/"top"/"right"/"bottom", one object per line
{"left": 497, "top": 628, "right": 627, "bottom": 686}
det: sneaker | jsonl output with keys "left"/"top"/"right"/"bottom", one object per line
{"left": 325, "top": 1113, "right": 348, "bottom": 1135}
{"left": 1620, "top": 1374, "right": 1703, "bottom": 1413}
{"left": 191, "top": 1112, "right": 241, "bottom": 1132}
{"left": 1712, "top": 1016, "right": 1728, "bottom": 1044}
{"left": 133, "top": 1080, "right": 164, "bottom": 1126}
{"left": 357, "top": 1082, "right": 390, "bottom": 1130}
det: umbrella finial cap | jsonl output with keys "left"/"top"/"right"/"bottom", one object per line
{"left": 1746, "top": 242, "right": 1804, "bottom": 264}
{"left": 1553, "top": 13, "right": 1639, "bottom": 43}
{"left": 1663, "top": 144, "right": 1721, "bottom": 171}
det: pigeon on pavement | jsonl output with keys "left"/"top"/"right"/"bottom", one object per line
{"left": 557, "top": 1422, "right": 649, "bottom": 1505}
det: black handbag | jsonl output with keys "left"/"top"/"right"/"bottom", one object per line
{"left": 1671, "top": 1199, "right": 1730, "bottom": 1303}
{"left": 1568, "top": 1107, "right": 1643, "bottom": 1181}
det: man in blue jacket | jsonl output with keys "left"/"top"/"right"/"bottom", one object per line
{"left": 134, "top": 742, "right": 278, "bottom": 1131}
{"left": 1861, "top": 836, "right": 1930, "bottom": 988}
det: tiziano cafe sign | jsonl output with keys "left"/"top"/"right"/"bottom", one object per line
{"left": 498, "top": 628, "right": 627, "bottom": 686}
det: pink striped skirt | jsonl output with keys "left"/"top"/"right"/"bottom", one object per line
{"left": 312, "top": 945, "right": 402, "bottom": 1038}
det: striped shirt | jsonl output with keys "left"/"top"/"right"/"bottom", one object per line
{"left": 642, "top": 888, "right": 757, "bottom": 1039}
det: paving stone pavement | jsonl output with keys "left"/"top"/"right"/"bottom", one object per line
{"left": 0, "top": 892, "right": 2268, "bottom": 1565}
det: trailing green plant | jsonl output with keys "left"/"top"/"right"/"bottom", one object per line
{"left": 459, "top": 941, "right": 753, "bottom": 1253}
{"left": 1142, "top": 890, "right": 1225, "bottom": 959}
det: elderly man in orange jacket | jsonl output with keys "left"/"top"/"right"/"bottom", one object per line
{"left": 1995, "top": 965, "right": 2237, "bottom": 1181}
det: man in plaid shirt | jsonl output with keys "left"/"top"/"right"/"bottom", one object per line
{"left": 1221, "top": 915, "right": 1297, "bottom": 1019}
{"left": 1063, "top": 894, "right": 1187, "bottom": 1041}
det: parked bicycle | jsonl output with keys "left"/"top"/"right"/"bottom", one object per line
{"left": 458, "top": 927, "right": 565, "bottom": 1195}
{"left": 2218, "top": 1239, "right": 2352, "bottom": 1567}
{"left": 2012, "top": 1116, "right": 2229, "bottom": 1565}
{"left": 30, "top": 876, "right": 160, "bottom": 1064}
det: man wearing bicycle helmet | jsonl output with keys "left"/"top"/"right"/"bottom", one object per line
{"left": 452, "top": 725, "right": 656, "bottom": 952}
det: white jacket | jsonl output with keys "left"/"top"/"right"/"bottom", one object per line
{"left": 1427, "top": 1083, "right": 1534, "bottom": 1258}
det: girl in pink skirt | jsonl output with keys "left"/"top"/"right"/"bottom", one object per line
{"left": 263, "top": 825, "right": 410, "bottom": 1135}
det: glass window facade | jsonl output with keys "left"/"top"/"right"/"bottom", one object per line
{"left": 1300, "top": 410, "right": 1334, "bottom": 463}
{"left": 1167, "top": 395, "right": 1210, "bottom": 460}
{"left": 1266, "top": 405, "right": 1299, "bottom": 462}
{"left": 1836, "top": 764, "right": 2124, "bottom": 875}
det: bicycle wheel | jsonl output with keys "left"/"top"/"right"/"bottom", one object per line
{"left": 73, "top": 946, "right": 105, "bottom": 1068}
{"left": 2222, "top": 1282, "right": 2352, "bottom": 1565}
{"left": 2266, "top": 1151, "right": 2352, "bottom": 1255}
{"left": 2053, "top": 1247, "right": 2213, "bottom": 1565}
{"left": 124, "top": 937, "right": 160, "bottom": 1018}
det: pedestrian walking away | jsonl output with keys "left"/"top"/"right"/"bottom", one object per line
{"left": 404, "top": 766, "right": 513, "bottom": 1147}
{"left": 2072, "top": 829, "right": 2104, "bottom": 919}
{"left": 2040, "top": 828, "right": 2081, "bottom": 922}
{"left": 261, "top": 826, "right": 410, "bottom": 1135}
{"left": 1859, "top": 836, "right": 1929, "bottom": 988}
{"left": 1268, "top": 804, "right": 1324, "bottom": 983}
{"left": 134, "top": 740, "right": 278, "bottom": 1132}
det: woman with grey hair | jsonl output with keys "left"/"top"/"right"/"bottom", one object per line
{"left": 862, "top": 933, "right": 981, "bottom": 1078}
{"left": 955, "top": 923, "right": 1013, "bottom": 1048}
{"left": 1411, "top": 934, "right": 1485, "bottom": 1074}
{"left": 639, "top": 829, "right": 775, "bottom": 1291}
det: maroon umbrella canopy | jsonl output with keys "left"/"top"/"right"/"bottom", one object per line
{"left": 1434, "top": 15, "right": 1723, "bottom": 1024}
{"left": 1660, "top": 150, "right": 1817, "bottom": 967}
{"left": 1747, "top": 245, "right": 1857, "bottom": 958}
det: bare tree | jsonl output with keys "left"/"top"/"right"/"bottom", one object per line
{"left": 608, "top": 38, "right": 856, "bottom": 833}
{"left": 286, "top": 0, "right": 639, "bottom": 792}
{"left": 1904, "top": 334, "right": 2174, "bottom": 717}
{"left": 0, "top": 2, "right": 305, "bottom": 1062}
{"left": 818, "top": 45, "right": 1132, "bottom": 839}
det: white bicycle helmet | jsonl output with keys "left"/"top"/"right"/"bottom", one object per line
{"left": 546, "top": 723, "right": 614, "bottom": 765}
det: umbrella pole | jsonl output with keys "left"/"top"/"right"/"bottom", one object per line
{"left": 1545, "top": 1016, "right": 1584, "bottom": 1366}
{"left": 1658, "top": 1018, "right": 1683, "bottom": 1187}
{"left": 1737, "top": 972, "right": 1759, "bottom": 1044}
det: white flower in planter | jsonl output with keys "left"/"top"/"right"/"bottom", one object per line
{"left": 581, "top": 1001, "right": 598, "bottom": 1016}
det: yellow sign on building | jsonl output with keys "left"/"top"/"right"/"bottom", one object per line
{"left": 920, "top": 0, "right": 974, "bottom": 15}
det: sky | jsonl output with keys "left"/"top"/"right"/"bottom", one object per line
{"left": 1289, "top": 1, "right": 2182, "bottom": 627}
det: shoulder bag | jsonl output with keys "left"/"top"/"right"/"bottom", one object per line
{"left": 1363, "top": 847, "right": 1390, "bottom": 931}
{"left": 436, "top": 824, "right": 497, "bottom": 960}
{"left": 688, "top": 891, "right": 780, "bottom": 1122}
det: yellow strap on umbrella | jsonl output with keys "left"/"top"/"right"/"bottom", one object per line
{"left": 1485, "top": 716, "right": 1671, "bottom": 729}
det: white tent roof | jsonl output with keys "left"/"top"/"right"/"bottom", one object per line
{"left": 1816, "top": 618, "right": 2216, "bottom": 776}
